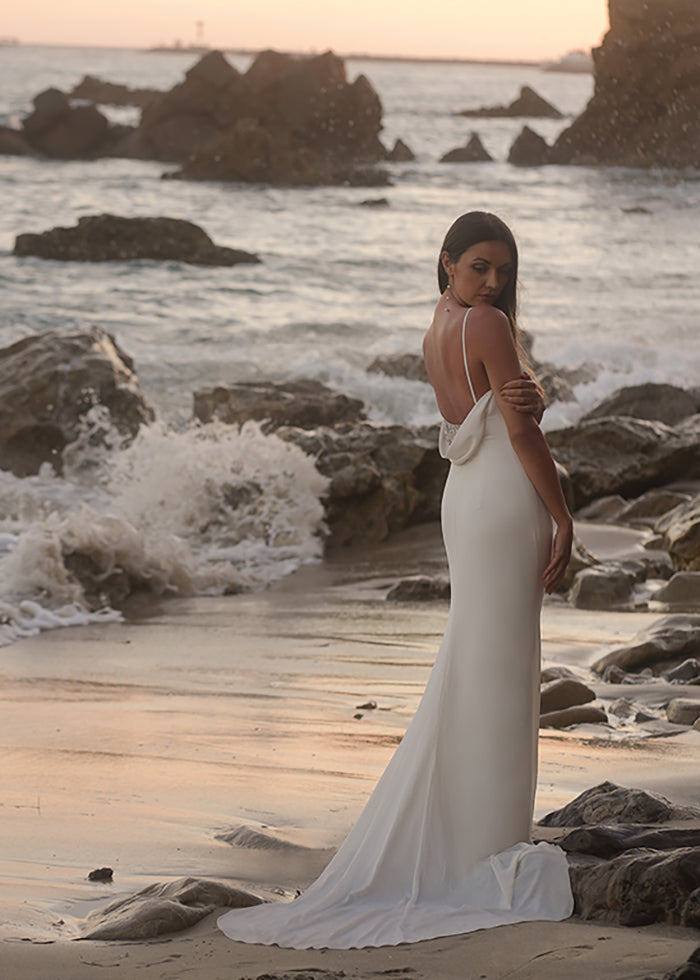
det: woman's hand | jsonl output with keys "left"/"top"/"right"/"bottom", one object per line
{"left": 500, "top": 372, "right": 545, "bottom": 422}
{"left": 542, "top": 518, "right": 573, "bottom": 595}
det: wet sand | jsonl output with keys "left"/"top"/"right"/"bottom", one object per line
{"left": 1, "top": 522, "right": 699, "bottom": 978}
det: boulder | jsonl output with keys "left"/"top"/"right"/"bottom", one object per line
{"left": 654, "top": 573, "right": 700, "bottom": 607}
{"left": 575, "top": 494, "right": 627, "bottom": 522}
{"left": 569, "top": 564, "right": 636, "bottom": 609}
{"left": 665, "top": 659, "right": 700, "bottom": 683}
{"left": 0, "top": 126, "right": 32, "bottom": 155}
{"left": 582, "top": 383, "right": 699, "bottom": 426}
{"left": 551, "top": 0, "right": 700, "bottom": 168}
{"left": 560, "top": 532, "right": 600, "bottom": 591}
{"left": 387, "top": 138, "right": 415, "bottom": 162}
{"left": 69, "top": 74, "right": 160, "bottom": 108}
{"left": 440, "top": 133, "right": 492, "bottom": 163}
{"left": 82, "top": 876, "right": 261, "bottom": 940}
{"left": 22, "top": 87, "right": 71, "bottom": 134}
{"left": 26, "top": 101, "right": 109, "bottom": 158}
{"left": 386, "top": 576, "right": 450, "bottom": 601}
{"left": 557, "top": 825, "right": 700, "bottom": 860}
{"left": 546, "top": 416, "right": 700, "bottom": 509}
{"left": 507, "top": 126, "right": 552, "bottom": 166}
{"left": 666, "top": 698, "right": 700, "bottom": 726}
{"left": 457, "top": 85, "right": 563, "bottom": 118}
{"left": 617, "top": 489, "right": 692, "bottom": 526}
{"left": 366, "top": 353, "right": 429, "bottom": 383}
{"left": 14, "top": 214, "right": 260, "bottom": 267}
{"left": 538, "top": 781, "right": 700, "bottom": 827}
{"left": 539, "top": 705, "right": 607, "bottom": 728}
{"left": 660, "top": 496, "right": 700, "bottom": 571}
{"left": 593, "top": 614, "right": 700, "bottom": 676}
{"left": 540, "top": 677, "right": 596, "bottom": 714}
{"left": 0, "top": 326, "right": 155, "bottom": 476}
{"left": 193, "top": 380, "right": 368, "bottom": 431}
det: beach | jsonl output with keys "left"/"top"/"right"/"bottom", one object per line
{"left": 2, "top": 521, "right": 700, "bottom": 978}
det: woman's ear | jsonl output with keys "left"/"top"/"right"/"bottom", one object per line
{"left": 440, "top": 250, "right": 452, "bottom": 277}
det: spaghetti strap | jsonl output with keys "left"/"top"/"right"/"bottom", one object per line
{"left": 461, "top": 308, "right": 477, "bottom": 403}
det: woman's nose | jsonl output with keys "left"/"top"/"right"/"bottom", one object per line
{"left": 486, "top": 268, "right": 499, "bottom": 288}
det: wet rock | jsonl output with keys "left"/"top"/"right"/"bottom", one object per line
{"left": 386, "top": 576, "right": 450, "bottom": 601}
{"left": 14, "top": 214, "right": 260, "bottom": 267}
{"left": 552, "top": 0, "right": 700, "bottom": 168}
{"left": 193, "top": 380, "right": 368, "bottom": 432}
{"left": 387, "top": 137, "right": 415, "bottom": 161}
{"left": 661, "top": 496, "right": 700, "bottom": 571}
{"left": 575, "top": 494, "right": 627, "bottom": 522}
{"left": 665, "top": 659, "right": 700, "bottom": 683}
{"left": 366, "top": 352, "right": 429, "bottom": 383}
{"left": 440, "top": 133, "right": 492, "bottom": 163}
{"left": 569, "top": 565, "right": 636, "bottom": 609}
{"left": 88, "top": 867, "right": 114, "bottom": 882}
{"left": 569, "top": 847, "right": 700, "bottom": 927}
{"left": 540, "top": 677, "right": 596, "bottom": 714}
{"left": 69, "top": 74, "right": 160, "bottom": 108}
{"left": 82, "top": 876, "right": 261, "bottom": 939}
{"left": 507, "top": 126, "right": 552, "bottom": 166}
{"left": 0, "top": 126, "right": 32, "bottom": 155}
{"left": 0, "top": 326, "right": 155, "bottom": 476}
{"left": 546, "top": 416, "right": 700, "bottom": 510}
{"left": 667, "top": 699, "right": 700, "bottom": 726}
{"left": 617, "top": 489, "right": 692, "bottom": 526}
{"left": 557, "top": 825, "right": 700, "bottom": 859}
{"left": 654, "top": 573, "right": 700, "bottom": 607}
{"left": 593, "top": 615, "right": 700, "bottom": 676}
{"left": 539, "top": 781, "right": 700, "bottom": 827}
{"left": 457, "top": 85, "right": 562, "bottom": 118}
{"left": 539, "top": 704, "right": 607, "bottom": 729}
{"left": 582, "top": 383, "right": 699, "bottom": 426}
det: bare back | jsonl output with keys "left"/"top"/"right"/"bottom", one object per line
{"left": 423, "top": 299, "right": 490, "bottom": 425}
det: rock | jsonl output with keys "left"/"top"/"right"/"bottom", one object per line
{"left": 557, "top": 825, "right": 700, "bottom": 859}
{"left": 22, "top": 87, "right": 70, "bottom": 134}
{"left": 193, "top": 380, "right": 368, "bottom": 432}
{"left": 82, "top": 876, "right": 261, "bottom": 940}
{"left": 661, "top": 496, "right": 700, "bottom": 571}
{"left": 560, "top": 532, "right": 600, "bottom": 591}
{"left": 546, "top": 416, "right": 700, "bottom": 510}
{"left": 569, "top": 847, "right": 700, "bottom": 927}
{"left": 70, "top": 74, "right": 160, "bottom": 108}
{"left": 88, "top": 867, "right": 114, "bottom": 882}
{"left": 617, "top": 489, "right": 692, "bottom": 526}
{"left": 356, "top": 700, "right": 377, "bottom": 710}
{"left": 609, "top": 697, "right": 635, "bottom": 718}
{"left": 0, "top": 126, "right": 32, "bottom": 155}
{"left": 440, "top": 133, "right": 492, "bottom": 163}
{"left": 654, "top": 573, "right": 700, "bottom": 607}
{"left": 387, "top": 138, "right": 415, "bottom": 162}
{"left": 552, "top": 0, "right": 700, "bottom": 168}
{"left": 457, "top": 85, "right": 563, "bottom": 118}
{"left": 0, "top": 326, "right": 156, "bottom": 476}
{"left": 582, "top": 383, "right": 699, "bottom": 426}
{"left": 538, "top": 781, "right": 700, "bottom": 827}
{"left": 665, "top": 659, "right": 700, "bottom": 683}
{"left": 366, "top": 353, "right": 429, "bottom": 383}
{"left": 359, "top": 197, "right": 390, "bottom": 208}
{"left": 667, "top": 698, "right": 700, "bottom": 725}
{"left": 539, "top": 705, "right": 607, "bottom": 728}
{"left": 569, "top": 565, "right": 636, "bottom": 609}
{"left": 21, "top": 87, "right": 111, "bottom": 158}
{"left": 575, "top": 494, "right": 628, "bottom": 521}
{"left": 14, "top": 214, "right": 259, "bottom": 267}
{"left": 540, "top": 678, "right": 596, "bottom": 714}
{"left": 540, "top": 665, "right": 577, "bottom": 683}
{"left": 657, "top": 947, "right": 700, "bottom": 980}
{"left": 507, "top": 126, "right": 552, "bottom": 166}
{"left": 593, "top": 615, "right": 700, "bottom": 676}
{"left": 386, "top": 576, "right": 450, "bottom": 601}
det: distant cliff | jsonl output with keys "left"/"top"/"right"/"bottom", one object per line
{"left": 552, "top": 0, "right": 700, "bottom": 167}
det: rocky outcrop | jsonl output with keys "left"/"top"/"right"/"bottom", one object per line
{"left": 507, "top": 126, "right": 552, "bottom": 166}
{"left": 387, "top": 138, "right": 415, "bottom": 162}
{"left": 539, "top": 782, "right": 700, "bottom": 827}
{"left": 366, "top": 353, "right": 429, "bottom": 383}
{"left": 193, "top": 380, "right": 368, "bottom": 432}
{"left": 457, "top": 85, "right": 562, "bottom": 119}
{"left": 70, "top": 74, "right": 160, "bottom": 108}
{"left": 440, "top": 133, "right": 492, "bottom": 163}
{"left": 82, "top": 877, "right": 261, "bottom": 940}
{"left": 0, "top": 126, "right": 32, "bottom": 155}
{"left": 20, "top": 87, "right": 111, "bottom": 158}
{"left": 582, "top": 383, "right": 699, "bottom": 426}
{"left": 552, "top": 0, "right": 700, "bottom": 167}
{"left": 13, "top": 215, "right": 260, "bottom": 267}
{"left": 0, "top": 326, "right": 155, "bottom": 476}
{"left": 546, "top": 416, "right": 700, "bottom": 510}
{"left": 592, "top": 615, "right": 700, "bottom": 677}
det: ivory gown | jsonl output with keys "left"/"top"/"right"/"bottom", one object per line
{"left": 218, "top": 309, "right": 574, "bottom": 948}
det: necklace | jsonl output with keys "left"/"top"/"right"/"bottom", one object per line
{"left": 443, "top": 284, "right": 467, "bottom": 312}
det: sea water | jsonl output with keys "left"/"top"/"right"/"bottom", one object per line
{"left": 0, "top": 46, "right": 698, "bottom": 638}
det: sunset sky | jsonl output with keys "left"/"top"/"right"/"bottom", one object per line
{"left": 5, "top": 0, "right": 609, "bottom": 61}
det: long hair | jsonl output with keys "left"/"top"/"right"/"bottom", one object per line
{"left": 437, "top": 211, "right": 537, "bottom": 381}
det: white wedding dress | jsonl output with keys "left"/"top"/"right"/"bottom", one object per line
{"left": 218, "top": 309, "right": 574, "bottom": 948}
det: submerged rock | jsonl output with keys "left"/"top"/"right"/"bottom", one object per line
{"left": 440, "top": 133, "right": 493, "bottom": 163}
{"left": 582, "top": 382, "right": 699, "bottom": 426}
{"left": 457, "top": 85, "right": 562, "bottom": 119}
{"left": 14, "top": 214, "right": 260, "bottom": 266}
{"left": 82, "top": 876, "right": 261, "bottom": 940}
{"left": 593, "top": 615, "right": 700, "bottom": 676}
{"left": 0, "top": 326, "right": 155, "bottom": 476}
{"left": 539, "top": 782, "right": 700, "bottom": 827}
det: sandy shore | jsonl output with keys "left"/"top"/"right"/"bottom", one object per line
{"left": 2, "top": 522, "right": 699, "bottom": 978}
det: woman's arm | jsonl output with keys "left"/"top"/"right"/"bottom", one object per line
{"left": 501, "top": 373, "right": 545, "bottom": 423}
{"left": 468, "top": 307, "right": 572, "bottom": 592}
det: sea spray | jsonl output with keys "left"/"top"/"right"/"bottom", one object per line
{"left": 0, "top": 419, "right": 328, "bottom": 645}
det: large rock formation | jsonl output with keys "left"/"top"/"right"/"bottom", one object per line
{"left": 13, "top": 214, "right": 259, "bottom": 267}
{"left": 552, "top": 0, "right": 700, "bottom": 167}
{"left": 0, "top": 326, "right": 155, "bottom": 476}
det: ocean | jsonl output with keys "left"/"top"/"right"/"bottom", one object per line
{"left": 0, "top": 45, "right": 698, "bottom": 640}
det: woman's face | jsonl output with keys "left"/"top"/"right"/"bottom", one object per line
{"left": 442, "top": 240, "right": 513, "bottom": 307}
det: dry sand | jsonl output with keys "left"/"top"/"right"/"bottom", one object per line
{"left": 1, "top": 522, "right": 699, "bottom": 979}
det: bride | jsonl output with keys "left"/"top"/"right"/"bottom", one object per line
{"left": 218, "top": 211, "right": 575, "bottom": 949}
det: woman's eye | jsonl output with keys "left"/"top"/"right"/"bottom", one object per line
{"left": 472, "top": 265, "right": 487, "bottom": 273}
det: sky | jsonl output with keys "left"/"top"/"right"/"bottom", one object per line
{"left": 4, "top": 0, "right": 609, "bottom": 61}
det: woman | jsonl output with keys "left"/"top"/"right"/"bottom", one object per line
{"left": 218, "top": 211, "right": 574, "bottom": 950}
